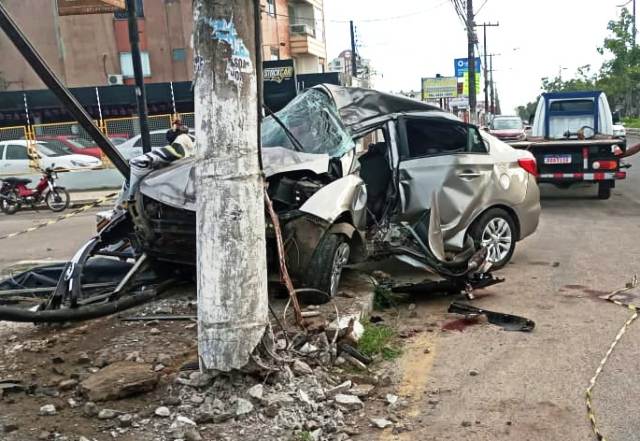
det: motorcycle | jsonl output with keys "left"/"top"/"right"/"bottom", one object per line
{"left": 0, "top": 167, "right": 70, "bottom": 215}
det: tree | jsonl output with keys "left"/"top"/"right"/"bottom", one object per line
{"left": 516, "top": 100, "right": 538, "bottom": 123}
{"left": 193, "top": 0, "right": 269, "bottom": 372}
{"left": 597, "top": 8, "right": 640, "bottom": 116}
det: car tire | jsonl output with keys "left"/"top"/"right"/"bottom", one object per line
{"left": 468, "top": 208, "right": 516, "bottom": 270}
{"left": 597, "top": 182, "right": 611, "bottom": 200}
{"left": 304, "top": 233, "right": 350, "bottom": 302}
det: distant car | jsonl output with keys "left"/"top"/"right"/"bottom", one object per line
{"left": 36, "top": 135, "right": 103, "bottom": 159}
{"left": 0, "top": 140, "right": 102, "bottom": 175}
{"left": 489, "top": 116, "right": 527, "bottom": 142}
{"left": 613, "top": 123, "right": 627, "bottom": 149}
{"left": 117, "top": 129, "right": 195, "bottom": 159}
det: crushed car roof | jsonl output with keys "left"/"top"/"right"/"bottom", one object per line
{"left": 314, "top": 84, "right": 444, "bottom": 136}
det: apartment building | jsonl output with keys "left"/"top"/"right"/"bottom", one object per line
{"left": 0, "top": 0, "right": 327, "bottom": 91}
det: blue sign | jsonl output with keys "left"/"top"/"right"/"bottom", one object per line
{"left": 454, "top": 58, "right": 482, "bottom": 77}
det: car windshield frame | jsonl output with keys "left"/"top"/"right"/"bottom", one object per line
{"left": 491, "top": 118, "right": 523, "bottom": 130}
{"left": 261, "top": 89, "right": 355, "bottom": 158}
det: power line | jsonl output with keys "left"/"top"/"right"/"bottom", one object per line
{"left": 474, "top": 0, "right": 489, "bottom": 16}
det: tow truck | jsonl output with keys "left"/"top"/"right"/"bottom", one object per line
{"left": 511, "top": 91, "right": 628, "bottom": 199}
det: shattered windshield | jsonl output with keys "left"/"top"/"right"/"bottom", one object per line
{"left": 261, "top": 89, "right": 354, "bottom": 157}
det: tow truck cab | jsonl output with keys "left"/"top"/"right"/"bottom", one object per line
{"left": 525, "top": 91, "right": 626, "bottom": 199}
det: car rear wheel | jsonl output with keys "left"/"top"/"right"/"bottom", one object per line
{"left": 304, "top": 233, "right": 350, "bottom": 302}
{"left": 469, "top": 208, "right": 516, "bottom": 270}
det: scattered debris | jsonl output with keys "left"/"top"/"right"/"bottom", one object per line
{"left": 155, "top": 406, "right": 171, "bottom": 418}
{"left": 448, "top": 302, "right": 535, "bottom": 332}
{"left": 97, "top": 409, "right": 117, "bottom": 420}
{"left": 39, "top": 404, "right": 57, "bottom": 416}
{"left": 469, "top": 369, "right": 480, "bottom": 377}
{"left": 370, "top": 418, "right": 394, "bottom": 429}
{"left": 334, "top": 394, "right": 364, "bottom": 410}
{"left": 247, "top": 383, "right": 264, "bottom": 400}
{"left": 80, "top": 362, "right": 159, "bottom": 401}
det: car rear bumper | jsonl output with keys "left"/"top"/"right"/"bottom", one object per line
{"left": 513, "top": 174, "right": 541, "bottom": 241}
{"left": 538, "top": 171, "right": 626, "bottom": 182}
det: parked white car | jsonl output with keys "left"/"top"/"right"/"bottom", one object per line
{"left": 0, "top": 140, "right": 102, "bottom": 175}
{"left": 117, "top": 129, "right": 195, "bottom": 159}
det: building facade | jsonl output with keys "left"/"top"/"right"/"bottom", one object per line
{"left": 328, "top": 49, "right": 373, "bottom": 88}
{"left": 0, "top": 0, "right": 327, "bottom": 91}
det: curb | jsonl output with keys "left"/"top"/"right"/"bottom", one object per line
{"left": 626, "top": 128, "right": 640, "bottom": 137}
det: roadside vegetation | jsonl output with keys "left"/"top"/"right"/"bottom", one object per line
{"left": 359, "top": 322, "right": 402, "bottom": 361}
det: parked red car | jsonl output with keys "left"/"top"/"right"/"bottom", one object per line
{"left": 36, "top": 135, "right": 103, "bottom": 158}
{"left": 488, "top": 116, "right": 527, "bottom": 142}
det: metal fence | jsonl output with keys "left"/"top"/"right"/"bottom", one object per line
{"left": 0, "top": 113, "right": 194, "bottom": 179}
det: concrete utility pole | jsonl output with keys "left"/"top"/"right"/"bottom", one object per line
{"left": 478, "top": 22, "right": 498, "bottom": 115}
{"left": 125, "top": 0, "right": 151, "bottom": 154}
{"left": 466, "top": 0, "right": 477, "bottom": 123}
{"left": 193, "top": 0, "right": 268, "bottom": 372}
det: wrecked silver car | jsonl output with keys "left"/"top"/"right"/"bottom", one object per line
{"left": 129, "top": 85, "right": 500, "bottom": 298}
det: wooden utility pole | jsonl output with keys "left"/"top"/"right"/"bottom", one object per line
{"left": 466, "top": 0, "right": 477, "bottom": 123}
{"left": 193, "top": 0, "right": 268, "bottom": 372}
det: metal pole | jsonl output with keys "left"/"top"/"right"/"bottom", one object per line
{"left": 489, "top": 54, "right": 495, "bottom": 114}
{"left": 634, "top": 0, "right": 637, "bottom": 46}
{"left": 0, "top": 2, "right": 129, "bottom": 175}
{"left": 350, "top": 20, "right": 357, "bottom": 79}
{"left": 126, "top": 0, "right": 151, "bottom": 154}
{"left": 483, "top": 25, "right": 488, "bottom": 115}
{"left": 466, "top": 0, "right": 476, "bottom": 123}
{"left": 194, "top": 0, "right": 268, "bottom": 372}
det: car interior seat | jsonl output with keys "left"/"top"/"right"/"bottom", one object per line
{"left": 359, "top": 141, "right": 392, "bottom": 222}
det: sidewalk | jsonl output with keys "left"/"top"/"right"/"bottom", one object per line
{"left": 70, "top": 188, "right": 120, "bottom": 208}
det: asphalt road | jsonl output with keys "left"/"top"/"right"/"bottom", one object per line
{"left": 0, "top": 206, "right": 104, "bottom": 274}
{"left": 390, "top": 136, "right": 640, "bottom": 441}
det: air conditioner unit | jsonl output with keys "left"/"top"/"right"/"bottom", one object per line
{"left": 289, "top": 23, "right": 314, "bottom": 36}
{"left": 107, "top": 74, "right": 124, "bottom": 86}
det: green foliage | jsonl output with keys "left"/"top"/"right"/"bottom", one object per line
{"left": 622, "top": 117, "right": 640, "bottom": 128}
{"left": 373, "top": 284, "right": 395, "bottom": 310}
{"left": 295, "top": 432, "right": 313, "bottom": 441}
{"left": 359, "top": 323, "right": 402, "bottom": 361}
{"left": 516, "top": 100, "right": 538, "bottom": 123}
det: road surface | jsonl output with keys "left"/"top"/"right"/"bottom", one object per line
{"left": 383, "top": 136, "right": 640, "bottom": 441}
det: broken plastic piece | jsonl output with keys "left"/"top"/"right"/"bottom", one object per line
{"left": 448, "top": 302, "right": 535, "bottom": 332}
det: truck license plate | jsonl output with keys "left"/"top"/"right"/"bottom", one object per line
{"left": 544, "top": 155, "right": 572, "bottom": 165}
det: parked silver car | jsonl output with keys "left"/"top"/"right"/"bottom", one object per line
{"left": 126, "top": 85, "right": 539, "bottom": 297}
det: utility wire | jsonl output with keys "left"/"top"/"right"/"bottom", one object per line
{"left": 474, "top": 0, "right": 489, "bottom": 16}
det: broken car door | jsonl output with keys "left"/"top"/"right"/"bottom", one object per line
{"left": 395, "top": 116, "right": 494, "bottom": 239}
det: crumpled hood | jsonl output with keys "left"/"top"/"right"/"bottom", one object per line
{"left": 139, "top": 147, "right": 330, "bottom": 211}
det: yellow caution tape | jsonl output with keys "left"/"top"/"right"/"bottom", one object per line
{"left": 586, "top": 282, "right": 639, "bottom": 441}
{"left": 0, "top": 192, "right": 118, "bottom": 241}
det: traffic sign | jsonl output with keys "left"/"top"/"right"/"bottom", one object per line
{"left": 454, "top": 57, "right": 482, "bottom": 78}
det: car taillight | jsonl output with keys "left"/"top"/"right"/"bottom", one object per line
{"left": 592, "top": 160, "right": 617, "bottom": 170}
{"left": 518, "top": 157, "right": 538, "bottom": 177}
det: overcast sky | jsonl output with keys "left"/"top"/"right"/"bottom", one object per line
{"left": 324, "top": 0, "right": 630, "bottom": 113}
